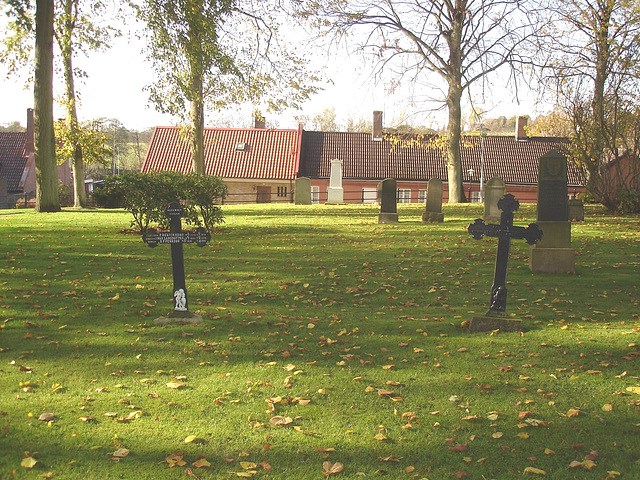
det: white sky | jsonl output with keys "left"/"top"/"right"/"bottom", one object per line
{"left": 0, "top": 18, "right": 549, "bottom": 132}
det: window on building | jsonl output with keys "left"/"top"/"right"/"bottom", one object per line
{"left": 418, "top": 189, "right": 427, "bottom": 203}
{"left": 235, "top": 142, "right": 248, "bottom": 152}
{"left": 311, "top": 186, "right": 320, "bottom": 204}
{"left": 471, "top": 191, "right": 481, "bottom": 203}
{"left": 397, "top": 189, "right": 411, "bottom": 203}
{"left": 277, "top": 186, "right": 288, "bottom": 197}
{"left": 362, "top": 188, "right": 377, "bottom": 204}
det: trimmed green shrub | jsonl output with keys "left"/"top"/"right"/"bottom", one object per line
{"left": 96, "top": 172, "right": 227, "bottom": 233}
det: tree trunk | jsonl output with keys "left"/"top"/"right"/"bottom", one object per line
{"left": 34, "top": 0, "right": 60, "bottom": 212}
{"left": 443, "top": 0, "right": 466, "bottom": 204}
{"left": 60, "top": 0, "right": 88, "bottom": 208}
{"left": 446, "top": 82, "right": 466, "bottom": 203}
{"left": 190, "top": 72, "right": 205, "bottom": 174}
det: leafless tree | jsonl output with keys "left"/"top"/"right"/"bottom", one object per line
{"left": 535, "top": 0, "right": 640, "bottom": 210}
{"left": 295, "top": 0, "right": 537, "bottom": 202}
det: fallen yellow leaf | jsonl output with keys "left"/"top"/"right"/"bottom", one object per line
{"left": 21, "top": 457, "right": 38, "bottom": 469}
{"left": 523, "top": 466, "right": 546, "bottom": 475}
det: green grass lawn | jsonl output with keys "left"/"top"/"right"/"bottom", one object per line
{"left": 0, "top": 203, "right": 638, "bottom": 479}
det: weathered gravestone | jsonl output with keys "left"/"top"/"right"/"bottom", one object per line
{"left": 529, "top": 151, "right": 576, "bottom": 273}
{"left": 378, "top": 178, "right": 398, "bottom": 223}
{"left": 568, "top": 198, "right": 584, "bottom": 222}
{"left": 142, "top": 201, "right": 211, "bottom": 325}
{"left": 295, "top": 177, "right": 312, "bottom": 205}
{"left": 467, "top": 194, "right": 543, "bottom": 332}
{"left": 422, "top": 178, "right": 444, "bottom": 223}
{"left": 326, "top": 158, "right": 344, "bottom": 204}
{"left": 484, "top": 177, "right": 506, "bottom": 223}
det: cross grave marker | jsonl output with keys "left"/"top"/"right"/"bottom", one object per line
{"left": 467, "top": 194, "right": 543, "bottom": 331}
{"left": 142, "top": 201, "right": 210, "bottom": 324}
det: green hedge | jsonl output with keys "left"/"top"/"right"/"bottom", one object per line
{"left": 93, "top": 171, "right": 227, "bottom": 233}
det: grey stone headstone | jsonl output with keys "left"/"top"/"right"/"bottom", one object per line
{"left": 568, "top": 198, "right": 584, "bottom": 222}
{"left": 484, "top": 177, "right": 506, "bottom": 223}
{"left": 537, "top": 151, "right": 568, "bottom": 222}
{"left": 422, "top": 178, "right": 444, "bottom": 223}
{"left": 295, "top": 177, "right": 311, "bottom": 205}
{"left": 378, "top": 178, "right": 398, "bottom": 223}
{"left": 529, "top": 150, "right": 575, "bottom": 273}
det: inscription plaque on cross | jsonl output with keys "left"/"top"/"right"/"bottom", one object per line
{"left": 468, "top": 194, "right": 543, "bottom": 318}
{"left": 142, "top": 201, "right": 210, "bottom": 320}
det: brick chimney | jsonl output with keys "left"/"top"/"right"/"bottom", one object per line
{"left": 25, "top": 108, "right": 35, "bottom": 153}
{"left": 254, "top": 113, "right": 265, "bottom": 129}
{"left": 372, "top": 111, "right": 383, "bottom": 141}
{"left": 515, "top": 116, "right": 528, "bottom": 141}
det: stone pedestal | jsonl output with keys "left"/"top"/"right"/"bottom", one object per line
{"left": 326, "top": 187, "right": 344, "bottom": 204}
{"left": 529, "top": 247, "right": 575, "bottom": 274}
{"left": 529, "top": 220, "right": 575, "bottom": 273}
{"left": 468, "top": 315, "right": 524, "bottom": 333}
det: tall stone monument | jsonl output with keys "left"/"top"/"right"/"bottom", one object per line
{"left": 378, "top": 178, "right": 398, "bottom": 223}
{"left": 326, "top": 159, "right": 344, "bottom": 204}
{"left": 484, "top": 177, "right": 506, "bottom": 222}
{"left": 529, "top": 151, "right": 576, "bottom": 273}
{"left": 295, "top": 177, "right": 312, "bottom": 205}
{"left": 422, "top": 178, "right": 444, "bottom": 223}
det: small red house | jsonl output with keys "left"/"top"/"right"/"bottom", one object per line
{"left": 141, "top": 124, "right": 303, "bottom": 204}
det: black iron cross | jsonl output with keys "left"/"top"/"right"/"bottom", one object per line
{"left": 468, "top": 194, "right": 543, "bottom": 316}
{"left": 142, "top": 201, "right": 210, "bottom": 318}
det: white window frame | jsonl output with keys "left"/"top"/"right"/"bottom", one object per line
{"left": 311, "top": 186, "right": 320, "bottom": 204}
{"left": 418, "top": 189, "right": 427, "bottom": 203}
{"left": 397, "top": 189, "right": 411, "bottom": 204}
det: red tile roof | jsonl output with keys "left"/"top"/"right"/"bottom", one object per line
{"left": 0, "top": 132, "right": 28, "bottom": 192}
{"left": 299, "top": 132, "right": 583, "bottom": 187}
{"left": 141, "top": 126, "right": 301, "bottom": 180}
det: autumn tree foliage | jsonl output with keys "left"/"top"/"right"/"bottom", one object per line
{"left": 139, "top": 0, "right": 320, "bottom": 174}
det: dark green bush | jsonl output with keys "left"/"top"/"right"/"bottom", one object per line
{"left": 615, "top": 188, "right": 640, "bottom": 214}
{"left": 91, "top": 183, "right": 124, "bottom": 208}
{"left": 96, "top": 172, "right": 227, "bottom": 233}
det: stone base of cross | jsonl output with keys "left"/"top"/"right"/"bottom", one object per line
{"left": 466, "top": 194, "right": 543, "bottom": 332}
